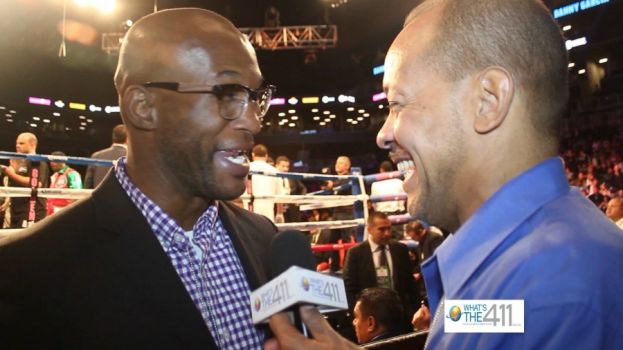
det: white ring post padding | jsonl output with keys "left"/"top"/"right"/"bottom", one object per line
{"left": 275, "top": 218, "right": 365, "bottom": 231}
{"left": 0, "top": 187, "right": 93, "bottom": 200}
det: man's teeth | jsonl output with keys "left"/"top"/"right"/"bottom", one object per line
{"left": 397, "top": 160, "right": 415, "bottom": 172}
{"left": 225, "top": 151, "right": 249, "bottom": 165}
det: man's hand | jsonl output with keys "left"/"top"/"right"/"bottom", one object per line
{"left": 412, "top": 304, "right": 431, "bottom": 331}
{"left": 264, "top": 306, "right": 361, "bottom": 350}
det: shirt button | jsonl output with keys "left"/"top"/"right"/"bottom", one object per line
{"left": 222, "top": 329, "right": 230, "bottom": 342}
{"left": 173, "top": 233, "right": 185, "bottom": 243}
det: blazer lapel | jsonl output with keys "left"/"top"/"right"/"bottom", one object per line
{"left": 218, "top": 202, "right": 270, "bottom": 290}
{"left": 91, "top": 173, "right": 216, "bottom": 348}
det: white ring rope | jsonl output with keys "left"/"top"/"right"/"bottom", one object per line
{"left": 0, "top": 150, "right": 420, "bottom": 236}
{"left": 0, "top": 187, "right": 93, "bottom": 200}
{"left": 275, "top": 219, "right": 365, "bottom": 231}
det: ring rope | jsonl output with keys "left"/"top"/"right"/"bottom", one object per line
{"left": 274, "top": 218, "right": 365, "bottom": 231}
{"left": 0, "top": 151, "right": 114, "bottom": 168}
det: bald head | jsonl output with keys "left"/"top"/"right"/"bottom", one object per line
{"left": 606, "top": 197, "right": 623, "bottom": 222}
{"left": 16, "top": 132, "right": 38, "bottom": 154}
{"left": 114, "top": 8, "right": 257, "bottom": 95}
{"left": 405, "top": 0, "right": 568, "bottom": 141}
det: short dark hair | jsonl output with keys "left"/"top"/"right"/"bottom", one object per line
{"left": 356, "top": 287, "right": 404, "bottom": 333}
{"left": 410, "top": 0, "right": 568, "bottom": 139}
{"left": 405, "top": 219, "right": 425, "bottom": 233}
{"left": 379, "top": 160, "right": 393, "bottom": 173}
{"left": 275, "top": 155, "right": 290, "bottom": 164}
{"left": 112, "top": 124, "right": 127, "bottom": 144}
{"left": 51, "top": 151, "right": 66, "bottom": 157}
{"left": 367, "top": 211, "right": 389, "bottom": 227}
{"left": 252, "top": 144, "right": 268, "bottom": 157}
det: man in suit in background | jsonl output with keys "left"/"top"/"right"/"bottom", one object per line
{"left": 343, "top": 211, "right": 417, "bottom": 326}
{"left": 0, "top": 8, "right": 277, "bottom": 349}
{"left": 84, "top": 124, "right": 127, "bottom": 189}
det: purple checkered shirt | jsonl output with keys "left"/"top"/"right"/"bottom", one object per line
{"left": 115, "top": 158, "right": 264, "bottom": 349}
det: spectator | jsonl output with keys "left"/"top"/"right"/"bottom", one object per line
{"left": 1, "top": 132, "right": 49, "bottom": 228}
{"left": 47, "top": 151, "right": 83, "bottom": 215}
{"left": 343, "top": 211, "right": 416, "bottom": 327}
{"left": 606, "top": 197, "right": 623, "bottom": 229}
{"left": 275, "top": 155, "right": 307, "bottom": 222}
{"left": 352, "top": 287, "right": 405, "bottom": 345}
{"left": 370, "top": 160, "right": 406, "bottom": 239}
{"left": 246, "top": 144, "right": 286, "bottom": 223}
{"left": 84, "top": 124, "right": 127, "bottom": 189}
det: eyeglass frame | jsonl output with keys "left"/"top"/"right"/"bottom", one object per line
{"left": 141, "top": 82, "right": 276, "bottom": 121}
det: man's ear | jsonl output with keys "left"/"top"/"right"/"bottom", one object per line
{"left": 123, "top": 85, "right": 157, "bottom": 131}
{"left": 366, "top": 315, "right": 377, "bottom": 332}
{"left": 473, "top": 67, "right": 514, "bottom": 134}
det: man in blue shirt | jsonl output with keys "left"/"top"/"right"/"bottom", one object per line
{"left": 264, "top": 0, "right": 623, "bottom": 349}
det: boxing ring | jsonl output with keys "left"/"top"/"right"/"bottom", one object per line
{"left": 0, "top": 151, "right": 421, "bottom": 259}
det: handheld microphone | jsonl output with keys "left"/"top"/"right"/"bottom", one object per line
{"left": 250, "top": 230, "right": 348, "bottom": 336}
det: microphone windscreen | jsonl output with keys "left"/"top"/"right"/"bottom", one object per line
{"left": 270, "top": 230, "right": 316, "bottom": 276}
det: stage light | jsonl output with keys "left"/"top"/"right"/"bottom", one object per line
{"left": 358, "top": 109, "right": 365, "bottom": 113}
{"left": 302, "top": 97, "right": 319, "bottom": 104}
{"left": 33, "top": 116, "right": 41, "bottom": 121}
{"left": 378, "top": 104, "right": 384, "bottom": 109}
{"left": 319, "top": 122, "right": 326, "bottom": 126}
{"left": 372, "top": 65, "right": 385, "bottom": 76}
{"left": 347, "top": 118, "right": 353, "bottom": 122}
{"left": 311, "top": 108, "right": 319, "bottom": 113}
{"left": 288, "top": 109, "right": 296, "bottom": 114}
{"left": 125, "top": 19, "right": 133, "bottom": 27}
{"left": 372, "top": 92, "right": 387, "bottom": 102}
{"left": 278, "top": 112, "right": 286, "bottom": 117}
{"left": 69, "top": 102, "right": 87, "bottom": 110}
{"left": 55, "top": 100, "right": 65, "bottom": 108}
{"left": 89, "top": 104, "right": 102, "bottom": 112}
{"left": 322, "top": 96, "right": 335, "bottom": 103}
{"left": 53, "top": 112, "right": 61, "bottom": 116}
{"left": 288, "top": 123, "right": 295, "bottom": 127}
{"left": 291, "top": 116, "right": 299, "bottom": 120}
{"left": 43, "top": 119, "right": 51, "bottom": 123}
{"left": 357, "top": 117, "right": 364, "bottom": 121}
{"left": 599, "top": 58, "right": 608, "bottom": 64}
{"left": 270, "top": 98, "right": 286, "bottom": 106}
{"left": 288, "top": 97, "right": 299, "bottom": 105}
{"left": 578, "top": 69, "right": 586, "bottom": 74}
{"left": 565, "top": 37, "right": 586, "bottom": 50}
{"left": 313, "top": 116, "right": 320, "bottom": 121}
{"left": 363, "top": 113, "right": 370, "bottom": 117}
{"left": 347, "top": 107, "right": 354, "bottom": 112}
{"left": 104, "top": 106, "right": 120, "bottom": 113}
{"left": 324, "top": 118, "right": 331, "bottom": 123}
{"left": 323, "top": 111, "right": 330, "bottom": 115}
{"left": 29, "top": 97, "right": 51, "bottom": 106}
{"left": 568, "top": 62, "right": 575, "bottom": 68}
{"left": 562, "top": 25, "right": 572, "bottom": 31}
{"left": 79, "top": 115, "right": 86, "bottom": 120}
{"left": 329, "top": 114, "right": 336, "bottom": 119}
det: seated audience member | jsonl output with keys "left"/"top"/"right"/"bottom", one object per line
{"left": 606, "top": 197, "right": 623, "bottom": 229}
{"left": 352, "top": 287, "right": 406, "bottom": 345}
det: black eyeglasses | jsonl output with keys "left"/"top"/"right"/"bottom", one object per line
{"left": 142, "top": 82, "right": 276, "bottom": 121}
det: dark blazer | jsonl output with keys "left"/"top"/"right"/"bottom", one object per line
{"left": 84, "top": 144, "right": 127, "bottom": 189}
{"left": 0, "top": 172, "right": 277, "bottom": 349}
{"left": 343, "top": 241, "right": 417, "bottom": 312}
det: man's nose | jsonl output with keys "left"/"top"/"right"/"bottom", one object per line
{"left": 376, "top": 113, "right": 395, "bottom": 149}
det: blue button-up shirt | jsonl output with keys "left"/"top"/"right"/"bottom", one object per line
{"left": 115, "top": 158, "right": 263, "bottom": 349}
{"left": 423, "top": 157, "right": 623, "bottom": 349}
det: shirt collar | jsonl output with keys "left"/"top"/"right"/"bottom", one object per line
{"left": 114, "top": 157, "right": 219, "bottom": 248}
{"left": 424, "top": 157, "right": 570, "bottom": 298}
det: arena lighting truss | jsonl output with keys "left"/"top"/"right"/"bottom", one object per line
{"left": 102, "top": 24, "right": 337, "bottom": 54}
{"left": 238, "top": 25, "right": 338, "bottom": 50}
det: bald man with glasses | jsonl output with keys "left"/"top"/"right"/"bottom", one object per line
{"left": 0, "top": 9, "right": 278, "bottom": 349}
